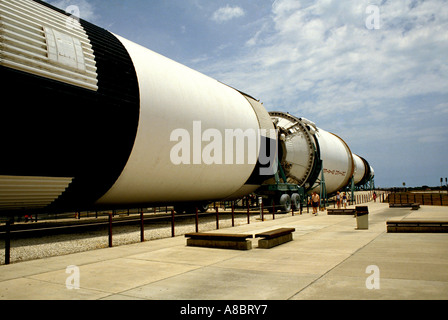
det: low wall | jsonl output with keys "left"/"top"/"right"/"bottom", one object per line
{"left": 387, "top": 192, "right": 448, "bottom": 206}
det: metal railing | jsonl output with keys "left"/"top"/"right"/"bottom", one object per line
{"left": 1, "top": 192, "right": 390, "bottom": 265}
{"left": 1, "top": 200, "right": 304, "bottom": 265}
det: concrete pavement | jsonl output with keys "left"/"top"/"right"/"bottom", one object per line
{"left": 0, "top": 201, "right": 447, "bottom": 300}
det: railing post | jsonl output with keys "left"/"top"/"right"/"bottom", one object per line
{"left": 140, "top": 209, "right": 144, "bottom": 242}
{"left": 247, "top": 201, "right": 250, "bottom": 224}
{"left": 216, "top": 207, "right": 219, "bottom": 230}
{"left": 261, "top": 202, "right": 264, "bottom": 221}
{"left": 272, "top": 200, "right": 275, "bottom": 220}
{"left": 195, "top": 207, "right": 199, "bottom": 232}
{"left": 5, "top": 219, "right": 11, "bottom": 265}
{"left": 108, "top": 213, "right": 113, "bottom": 247}
{"left": 171, "top": 209, "right": 175, "bottom": 237}
{"left": 231, "top": 202, "right": 234, "bottom": 227}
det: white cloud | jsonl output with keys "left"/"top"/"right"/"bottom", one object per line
{"left": 203, "top": 0, "right": 448, "bottom": 116}
{"left": 193, "top": 0, "right": 448, "bottom": 186}
{"left": 211, "top": 5, "right": 245, "bottom": 23}
{"left": 434, "top": 102, "right": 448, "bottom": 114}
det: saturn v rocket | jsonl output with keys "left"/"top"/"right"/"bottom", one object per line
{"left": 0, "top": 0, "right": 373, "bottom": 214}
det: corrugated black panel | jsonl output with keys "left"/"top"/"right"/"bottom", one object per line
{"left": 0, "top": 1, "right": 140, "bottom": 212}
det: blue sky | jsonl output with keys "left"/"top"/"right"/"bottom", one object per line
{"left": 47, "top": 0, "right": 448, "bottom": 188}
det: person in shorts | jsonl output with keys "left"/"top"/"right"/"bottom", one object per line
{"left": 311, "top": 192, "right": 320, "bottom": 215}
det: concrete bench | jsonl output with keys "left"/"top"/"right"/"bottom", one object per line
{"left": 327, "top": 208, "right": 356, "bottom": 215}
{"left": 185, "top": 232, "right": 253, "bottom": 250}
{"left": 389, "top": 203, "right": 420, "bottom": 210}
{"left": 255, "top": 228, "right": 295, "bottom": 249}
{"left": 387, "top": 220, "right": 448, "bottom": 233}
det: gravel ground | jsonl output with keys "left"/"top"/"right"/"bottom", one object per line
{"left": 0, "top": 211, "right": 271, "bottom": 265}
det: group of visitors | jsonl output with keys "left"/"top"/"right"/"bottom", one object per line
{"left": 335, "top": 191, "right": 348, "bottom": 209}
{"left": 311, "top": 190, "right": 349, "bottom": 214}
{"left": 311, "top": 191, "right": 347, "bottom": 215}
{"left": 310, "top": 190, "right": 377, "bottom": 214}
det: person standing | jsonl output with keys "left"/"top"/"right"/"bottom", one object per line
{"left": 311, "top": 192, "right": 320, "bottom": 215}
{"left": 342, "top": 192, "right": 347, "bottom": 209}
{"left": 336, "top": 191, "right": 341, "bottom": 208}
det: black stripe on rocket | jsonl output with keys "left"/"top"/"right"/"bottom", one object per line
{"left": 0, "top": 1, "right": 140, "bottom": 212}
{"left": 356, "top": 156, "right": 372, "bottom": 186}
{"left": 244, "top": 136, "right": 277, "bottom": 185}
